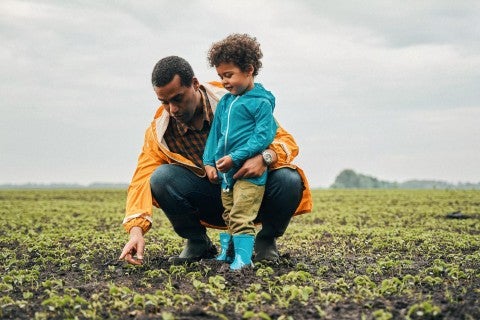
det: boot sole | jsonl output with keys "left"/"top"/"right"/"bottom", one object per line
{"left": 169, "top": 245, "right": 217, "bottom": 264}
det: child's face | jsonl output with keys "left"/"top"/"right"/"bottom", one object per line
{"left": 216, "top": 62, "right": 254, "bottom": 96}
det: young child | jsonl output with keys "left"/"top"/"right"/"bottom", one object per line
{"left": 203, "top": 34, "right": 278, "bottom": 270}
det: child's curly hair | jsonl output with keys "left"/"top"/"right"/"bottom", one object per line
{"left": 208, "top": 33, "right": 263, "bottom": 77}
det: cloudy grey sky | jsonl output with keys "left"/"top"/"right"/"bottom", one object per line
{"left": 1, "top": 0, "right": 479, "bottom": 188}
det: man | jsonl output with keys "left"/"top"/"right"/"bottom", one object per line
{"left": 119, "top": 56, "right": 312, "bottom": 265}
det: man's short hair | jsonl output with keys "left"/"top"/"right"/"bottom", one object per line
{"left": 151, "top": 56, "right": 194, "bottom": 87}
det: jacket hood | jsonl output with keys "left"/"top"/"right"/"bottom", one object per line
{"left": 244, "top": 83, "right": 276, "bottom": 110}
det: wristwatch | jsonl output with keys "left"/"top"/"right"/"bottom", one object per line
{"left": 261, "top": 150, "right": 274, "bottom": 166}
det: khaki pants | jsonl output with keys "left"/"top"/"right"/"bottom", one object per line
{"left": 221, "top": 180, "right": 265, "bottom": 235}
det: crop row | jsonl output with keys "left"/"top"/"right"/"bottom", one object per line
{"left": 0, "top": 189, "right": 478, "bottom": 319}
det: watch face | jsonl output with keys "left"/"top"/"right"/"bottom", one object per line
{"left": 263, "top": 152, "right": 273, "bottom": 164}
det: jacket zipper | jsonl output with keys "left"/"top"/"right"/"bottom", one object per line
{"left": 222, "top": 96, "right": 239, "bottom": 192}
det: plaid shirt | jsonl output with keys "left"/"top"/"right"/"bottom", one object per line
{"left": 163, "top": 88, "right": 213, "bottom": 168}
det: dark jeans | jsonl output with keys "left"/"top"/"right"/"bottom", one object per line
{"left": 150, "top": 164, "right": 303, "bottom": 240}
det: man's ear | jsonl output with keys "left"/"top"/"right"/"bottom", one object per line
{"left": 192, "top": 77, "right": 200, "bottom": 90}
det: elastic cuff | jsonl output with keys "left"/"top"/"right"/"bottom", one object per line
{"left": 123, "top": 217, "right": 152, "bottom": 234}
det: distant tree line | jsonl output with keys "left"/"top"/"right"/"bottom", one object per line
{"left": 2, "top": 171, "right": 479, "bottom": 190}
{"left": 330, "top": 169, "right": 480, "bottom": 190}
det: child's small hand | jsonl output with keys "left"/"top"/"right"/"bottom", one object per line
{"left": 204, "top": 165, "right": 219, "bottom": 184}
{"left": 216, "top": 155, "right": 233, "bottom": 173}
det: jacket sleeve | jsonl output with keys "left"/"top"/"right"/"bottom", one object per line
{"left": 203, "top": 101, "right": 223, "bottom": 166}
{"left": 269, "top": 120, "right": 299, "bottom": 168}
{"left": 230, "top": 100, "right": 278, "bottom": 165}
{"left": 123, "top": 126, "right": 166, "bottom": 234}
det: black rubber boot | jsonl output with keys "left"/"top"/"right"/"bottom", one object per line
{"left": 254, "top": 225, "right": 280, "bottom": 262}
{"left": 169, "top": 234, "right": 217, "bottom": 264}
{"left": 253, "top": 236, "right": 279, "bottom": 262}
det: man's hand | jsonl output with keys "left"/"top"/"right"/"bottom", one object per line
{"left": 216, "top": 155, "right": 233, "bottom": 173}
{"left": 205, "top": 165, "right": 219, "bottom": 184}
{"left": 233, "top": 150, "right": 278, "bottom": 179}
{"left": 119, "top": 226, "right": 145, "bottom": 265}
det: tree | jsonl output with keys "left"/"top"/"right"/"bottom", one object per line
{"left": 330, "top": 169, "right": 396, "bottom": 189}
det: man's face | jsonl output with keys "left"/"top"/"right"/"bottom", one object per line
{"left": 154, "top": 75, "right": 199, "bottom": 125}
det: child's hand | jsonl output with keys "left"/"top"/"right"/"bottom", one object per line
{"left": 216, "top": 155, "right": 233, "bottom": 173}
{"left": 204, "top": 165, "right": 219, "bottom": 184}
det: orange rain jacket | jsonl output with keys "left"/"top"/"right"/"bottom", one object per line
{"left": 123, "top": 82, "right": 312, "bottom": 234}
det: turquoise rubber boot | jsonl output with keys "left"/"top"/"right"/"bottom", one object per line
{"left": 230, "top": 234, "right": 255, "bottom": 271}
{"left": 216, "top": 233, "right": 233, "bottom": 263}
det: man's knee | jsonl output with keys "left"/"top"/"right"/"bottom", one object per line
{"left": 150, "top": 165, "right": 186, "bottom": 202}
{"left": 270, "top": 167, "right": 302, "bottom": 184}
{"left": 266, "top": 168, "right": 302, "bottom": 196}
{"left": 150, "top": 165, "right": 175, "bottom": 188}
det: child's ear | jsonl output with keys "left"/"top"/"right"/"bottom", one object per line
{"left": 246, "top": 64, "right": 254, "bottom": 76}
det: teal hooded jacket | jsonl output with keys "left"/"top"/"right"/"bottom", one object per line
{"left": 203, "top": 83, "right": 278, "bottom": 190}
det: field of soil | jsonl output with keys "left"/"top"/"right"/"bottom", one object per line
{"left": 0, "top": 189, "right": 479, "bottom": 319}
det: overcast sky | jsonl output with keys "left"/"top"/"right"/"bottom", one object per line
{"left": 1, "top": 0, "right": 479, "bottom": 188}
